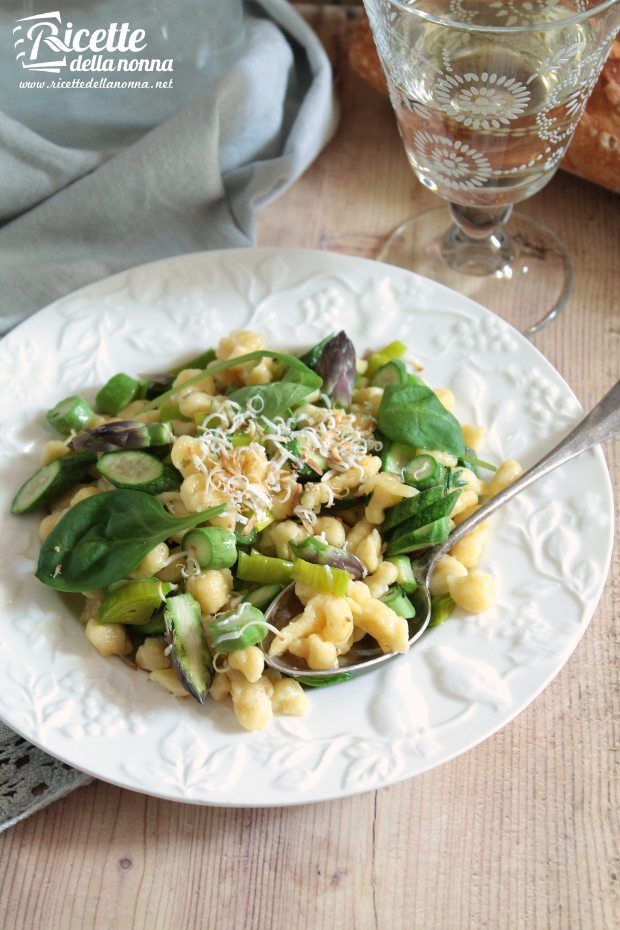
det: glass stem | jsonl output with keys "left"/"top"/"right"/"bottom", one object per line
{"left": 442, "top": 203, "right": 515, "bottom": 277}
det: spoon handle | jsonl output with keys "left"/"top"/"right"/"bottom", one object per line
{"left": 436, "top": 379, "right": 620, "bottom": 558}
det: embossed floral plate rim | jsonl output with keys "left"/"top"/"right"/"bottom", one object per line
{"left": 0, "top": 248, "right": 614, "bottom": 806}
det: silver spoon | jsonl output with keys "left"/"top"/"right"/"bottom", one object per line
{"left": 263, "top": 379, "right": 619, "bottom": 682}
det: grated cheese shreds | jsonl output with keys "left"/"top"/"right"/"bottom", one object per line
{"left": 295, "top": 507, "right": 318, "bottom": 532}
{"left": 177, "top": 397, "right": 381, "bottom": 526}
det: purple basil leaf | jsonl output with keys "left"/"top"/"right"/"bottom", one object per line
{"left": 315, "top": 331, "right": 356, "bottom": 407}
{"left": 69, "top": 420, "right": 150, "bottom": 453}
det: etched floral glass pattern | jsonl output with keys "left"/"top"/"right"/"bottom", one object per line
{"left": 363, "top": 0, "right": 619, "bottom": 206}
{"left": 363, "top": 1, "right": 619, "bottom": 334}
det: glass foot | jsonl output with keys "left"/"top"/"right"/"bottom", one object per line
{"left": 377, "top": 207, "right": 573, "bottom": 338}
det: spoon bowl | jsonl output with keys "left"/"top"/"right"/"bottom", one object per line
{"left": 262, "top": 560, "right": 434, "bottom": 682}
{"left": 263, "top": 379, "right": 619, "bottom": 683}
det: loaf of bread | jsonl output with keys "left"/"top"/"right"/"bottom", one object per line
{"left": 561, "top": 41, "right": 619, "bottom": 193}
{"left": 350, "top": 19, "right": 620, "bottom": 195}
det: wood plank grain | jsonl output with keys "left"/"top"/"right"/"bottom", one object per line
{"left": 0, "top": 7, "right": 617, "bottom": 930}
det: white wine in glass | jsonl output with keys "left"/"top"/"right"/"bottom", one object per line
{"left": 364, "top": 0, "right": 619, "bottom": 334}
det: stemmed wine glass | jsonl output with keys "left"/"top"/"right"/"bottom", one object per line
{"left": 362, "top": 0, "right": 619, "bottom": 335}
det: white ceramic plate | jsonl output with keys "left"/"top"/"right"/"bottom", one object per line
{"left": 0, "top": 248, "right": 613, "bottom": 806}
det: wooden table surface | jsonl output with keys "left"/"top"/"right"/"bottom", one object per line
{"left": 0, "top": 7, "right": 618, "bottom": 930}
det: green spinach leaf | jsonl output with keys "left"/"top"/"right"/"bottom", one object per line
{"left": 377, "top": 382, "right": 465, "bottom": 457}
{"left": 36, "top": 491, "right": 225, "bottom": 593}
{"left": 280, "top": 365, "right": 323, "bottom": 388}
{"left": 228, "top": 381, "right": 314, "bottom": 420}
{"left": 298, "top": 333, "right": 335, "bottom": 369}
{"left": 141, "top": 351, "right": 322, "bottom": 412}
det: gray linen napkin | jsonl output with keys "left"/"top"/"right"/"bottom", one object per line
{"left": 0, "top": 0, "right": 336, "bottom": 828}
{"left": 0, "top": 0, "right": 337, "bottom": 333}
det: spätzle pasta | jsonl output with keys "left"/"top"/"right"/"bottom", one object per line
{"left": 17, "top": 329, "right": 520, "bottom": 733}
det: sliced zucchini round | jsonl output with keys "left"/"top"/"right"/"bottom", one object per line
{"left": 402, "top": 454, "right": 444, "bottom": 490}
{"left": 11, "top": 452, "right": 96, "bottom": 515}
{"left": 182, "top": 527, "right": 237, "bottom": 570}
{"left": 371, "top": 359, "right": 408, "bottom": 389}
{"left": 97, "top": 451, "right": 180, "bottom": 494}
